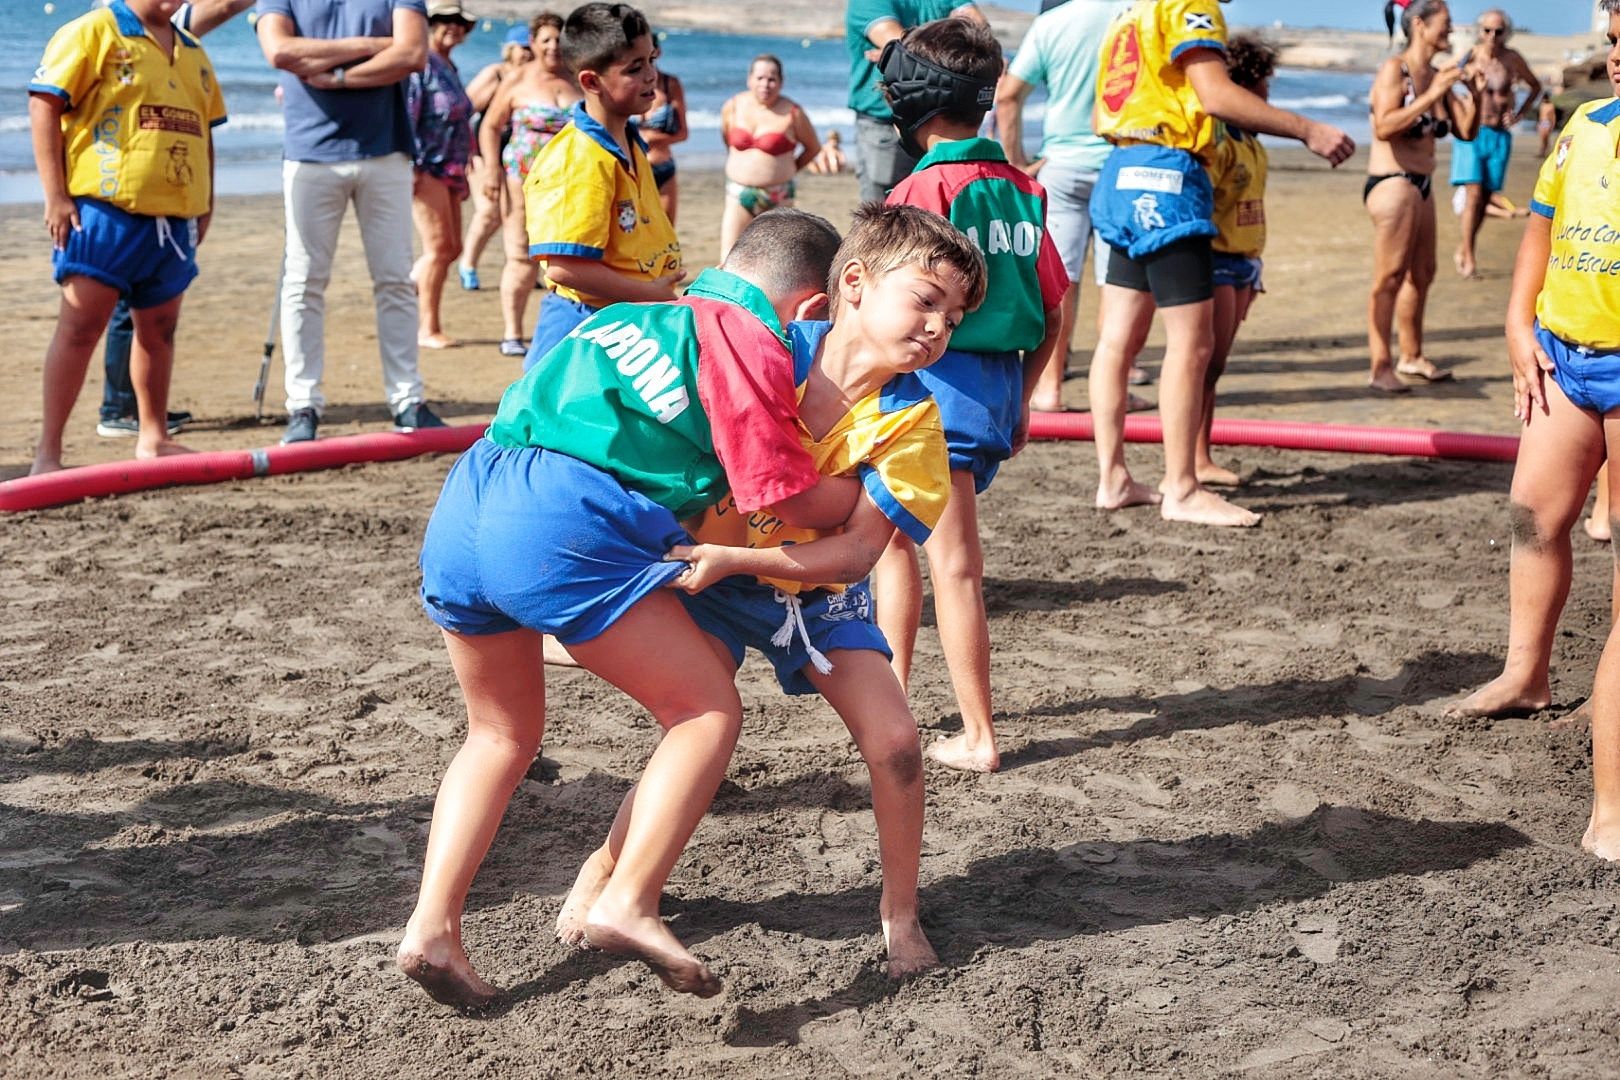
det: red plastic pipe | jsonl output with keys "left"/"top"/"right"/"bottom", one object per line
{"left": 0, "top": 424, "right": 483, "bottom": 513}
{"left": 1026, "top": 412, "right": 1519, "bottom": 463}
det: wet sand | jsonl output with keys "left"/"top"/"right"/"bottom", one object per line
{"left": 6, "top": 151, "right": 1620, "bottom": 1076}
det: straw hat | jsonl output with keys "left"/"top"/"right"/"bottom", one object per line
{"left": 426, "top": 2, "right": 477, "bottom": 28}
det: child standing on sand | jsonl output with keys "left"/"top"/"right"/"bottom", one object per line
{"left": 521, "top": 3, "right": 683, "bottom": 371}
{"left": 870, "top": 17, "right": 1067, "bottom": 774}
{"left": 558, "top": 204, "right": 986, "bottom": 980}
{"left": 27, "top": 0, "right": 227, "bottom": 474}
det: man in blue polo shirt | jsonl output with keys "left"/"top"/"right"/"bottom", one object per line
{"left": 255, "top": 0, "right": 444, "bottom": 443}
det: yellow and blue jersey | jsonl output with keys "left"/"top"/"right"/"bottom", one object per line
{"left": 1210, "top": 123, "right": 1267, "bottom": 257}
{"left": 1096, "top": 0, "right": 1227, "bottom": 159}
{"left": 29, "top": 0, "right": 227, "bottom": 219}
{"left": 523, "top": 103, "right": 681, "bottom": 309}
{"left": 688, "top": 320, "right": 951, "bottom": 595}
{"left": 1530, "top": 99, "right": 1620, "bottom": 351}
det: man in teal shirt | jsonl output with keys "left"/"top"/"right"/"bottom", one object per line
{"left": 845, "top": 0, "right": 987, "bottom": 203}
{"left": 994, "top": 0, "right": 1130, "bottom": 410}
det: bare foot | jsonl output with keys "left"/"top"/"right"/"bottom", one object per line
{"left": 396, "top": 939, "right": 500, "bottom": 1012}
{"left": 1548, "top": 698, "right": 1593, "bottom": 733}
{"left": 926, "top": 732, "right": 999, "bottom": 773}
{"left": 882, "top": 916, "right": 940, "bottom": 980}
{"left": 28, "top": 454, "right": 64, "bottom": 477}
{"left": 1446, "top": 675, "right": 1551, "bottom": 719}
{"left": 1368, "top": 370, "right": 1412, "bottom": 394}
{"left": 1029, "top": 396, "right": 1068, "bottom": 413}
{"left": 1453, "top": 249, "right": 1478, "bottom": 279}
{"left": 542, "top": 634, "right": 581, "bottom": 667}
{"left": 419, "top": 333, "right": 458, "bottom": 350}
{"left": 1196, "top": 462, "right": 1241, "bottom": 487}
{"left": 1127, "top": 365, "right": 1152, "bottom": 386}
{"left": 1581, "top": 817, "right": 1620, "bottom": 862}
{"left": 556, "top": 848, "right": 613, "bottom": 948}
{"left": 1396, "top": 357, "right": 1453, "bottom": 382}
{"left": 584, "top": 903, "right": 721, "bottom": 997}
{"left": 1097, "top": 478, "right": 1162, "bottom": 511}
{"left": 1585, "top": 515, "right": 1612, "bottom": 543}
{"left": 1125, "top": 392, "right": 1155, "bottom": 413}
{"left": 134, "top": 438, "right": 195, "bottom": 461}
{"left": 1160, "top": 487, "right": 1260, "bottom": 528}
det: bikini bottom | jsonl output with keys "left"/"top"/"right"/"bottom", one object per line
{"left": 1363, "top": 171, "right": 1432, "bottom": 202}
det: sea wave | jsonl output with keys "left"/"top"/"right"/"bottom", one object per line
{"left": 1271, "top": 94, "right": 1356, "bottom": 110}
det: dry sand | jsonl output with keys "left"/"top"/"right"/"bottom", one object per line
{"left": 6, "top": 152, "right": 1620, "bottom": 1076}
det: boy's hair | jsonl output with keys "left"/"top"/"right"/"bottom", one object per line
{"left": 1225, "top": 34, "right": 1277, "bottom": 91}
{"left": 1602, "top": 0, "right": 1619, "bottom": 14}
{"left": 892, "top": 17, "right": 1002, "bottom": 129}
{"left": 722, "top": 209, "right": 843, "bottom": 301}
{"left": 829, "top": 203, "right": 988, "bottom": 317}
{"left": 530, "top": 11, "right": 564, "bottom": 39}
{"left": 561, "top": 3, "right": 650, "bottom": 77}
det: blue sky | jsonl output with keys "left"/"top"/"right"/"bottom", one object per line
{"left": 993, "top": 0, "right": 1596, "bottom": 36}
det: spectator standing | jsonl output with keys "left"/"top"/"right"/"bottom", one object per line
{"left": 256, "top": 0, "right": 444, "bottom": 444}
{"left": 457, "top": 25, "right": 533, "bottom": 291}
{"left": 639, "top": 42, "right": 688, "bottom": 223}
{"left": 1451, "top": 8, "right": 1540, "bottom": 278}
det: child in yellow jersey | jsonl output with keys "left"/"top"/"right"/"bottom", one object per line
{"left": 519, "top": 3, "right": 683, "bottom": 372}
{"left": 1087, "top": 0, "right": 1352, "bottom": 528}
{"left": 27, "top": 0, "right": 227, "bottom": 474}
{"left": 1197, "top": 33, "right": 1274, "bottom": 488}
{"left": 556, "top": 204, "right": 987, "bottom": 983}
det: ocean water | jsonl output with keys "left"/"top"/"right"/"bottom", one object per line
{"left": 1, "top": 2, "right": 1374, "bottom": 205}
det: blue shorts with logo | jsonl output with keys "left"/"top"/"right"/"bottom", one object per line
{"left": 420, "top": 437, "right": 689, "bottom": 643}
{"left": 1543, "top": 322, "right": 1620, "bottom": 416}
{"left": 522, "top": 291, "right": 598, "bottom": 372}
{"left": 1212, "top": 253, "right": 1264, "bottom": 291}
{"left": 919, "top": 347, "right": 1022, "bottom": 493}
{"left": 1089, "top": 144, "right": 1217, "bottom": 261}
{"left": 680, "top": 576, "right": 890, "bottom": 696}
{"left": 53, "top": 197, "right": 198, "bottom": 308}
{"left": 1450, "top": 126, "right": 1512, "bottom": 194}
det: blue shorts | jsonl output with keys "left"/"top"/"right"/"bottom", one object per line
{"left": 1450, "top": 127, "right": 1512, "bottom": 194}
{"left": 53, "top": 197, "right": 197, "bottom": 308}
{"left": 1212, "top": 253, "right": 1264, "bottom": 291}
{"left": 1543, "top": 323, "right": 1620, "bottom": 416}
{"left": 522, "top": 291, "right": 598, "bottom": 372}
{"left": 420, "top": 437, "right": 689, "bottom": 643}
{"left": 918, "top": 347, "right": 1022, "bottom": 493}
{"left": 680, "top": 577, "right": 890, "bottom": 696}
{"left": 1089, "top": 145, "right": 1216, "bottom": 261}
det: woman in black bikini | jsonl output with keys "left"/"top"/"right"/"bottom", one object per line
{"left": 1364, "top": 0, "right": 1481, "bottom": 392}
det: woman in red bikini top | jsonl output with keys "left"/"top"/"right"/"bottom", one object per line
{"left": 718, "top": 53, "right": 821, "bottom": 260}
{"left": 1362, "top": 0, "right": 1481, "bottom": 393}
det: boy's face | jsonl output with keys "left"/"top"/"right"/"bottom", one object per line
{"left": 1609, "top": 15, "right": 1620, "bottom": 95}
{"left": 582, "top": 33, "right": 659, "bottom": 117}
{"left": 128, "top": 0, "right": 185, "bottom": 24}
{"left": 844, "top": 260, "right": 970, "bottom": 374}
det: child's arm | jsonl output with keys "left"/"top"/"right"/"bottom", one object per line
{"left": 543, "top": 257, "right": 686, "bottom": 302}
{"left": 773, "top": 474, "right": 861, "bottom": 530}
{"left": 1183, "top": 53, "right": 1354, "bottom": 166}
{"left": 668, "top": 491, "right": 897, "bottom": 593}
{"left": 186, "top": 0, "right": 255, "bottom": 36}
{"left": 1506, "top": 214, "right": 1553, "bottom": 425}
{"left": 1012, "top": 302, "right": 1064, "bottom": 455}
{"left": 301, "top": 8, "right": 427, "bottom": 90}
{"left": 256, "top": 13, "right": 387, "bottom": 79}
{"left": 29, "top": 92, "right": 76, "bottom": 249}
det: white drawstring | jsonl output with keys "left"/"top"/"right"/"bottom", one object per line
{"left": 153, "top": 217, "right": 189, "bottom": 261}
{"left": 770, "top": 588, "right": 834, "bottom": 675}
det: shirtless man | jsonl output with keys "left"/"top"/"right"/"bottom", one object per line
{"left": 1451, "top": 9, "right": 1540, "bottom": 279}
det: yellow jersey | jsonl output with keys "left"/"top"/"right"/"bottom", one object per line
{"left": 1210, "top": 123, "right": 1267, "bottom": 256}
{"left": 688, "top": 321, "right": 951, "bottom": 596}
{"left": 1096, "top": 0, "right": 1227, "bottom": 159}
{"left": 1531, "top": 99, "right": 1620, "bottom": 350}
{"left": 523, "top": 103, "right": 681, "bottom": 309}
{"left": 29, "top": 1, "right": 226, "bottom": 219}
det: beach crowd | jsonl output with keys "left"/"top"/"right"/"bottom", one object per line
{"left": 23, "top": 0, "right": 1620, "bottom": 1011}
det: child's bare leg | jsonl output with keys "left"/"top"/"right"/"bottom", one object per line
{"left": 872, "top": 531, "right": 924, "bottom": 691}
{"left": 1091, "top": 284, "right": 1159, "bottom": 509}
{"left": 920, "top": 469, "right": 999, "bottom": 772}
{"left": 806, "top": 650, "right": 937, "bottom": 978}
{"left": 1586, "top": 424, "right": 1620, "bottom": 860}
{"left": 566, "top": 592, "right": 741, "bottom": 997}
{"left": 1157, "top": 298, "right": 1258, "bottom": 527}
{"left": 1030, "top": 280, "right": 1078, "bottom": 411}
{"left": 32, "top": 276, "right": 121, "bottom": 475}
{"left": 399, "top": 627, "right": 545, "bottom": 1010}
{"left": 1586, "top": 464, "right": 1611, "bottom": 543}
{"left": 1197, "top": 284, "right": 1239, "bottom": 487}
{"left": 1453, "top": 379, "right": 1604, "bottom": 717}
{"left": 129, "top": 296, "right": 192, "bottom": 461}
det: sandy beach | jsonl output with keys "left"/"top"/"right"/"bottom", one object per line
{"left": 7, "top": 147, "right": 1620, "bottom": 1077}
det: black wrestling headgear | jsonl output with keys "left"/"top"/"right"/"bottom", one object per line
{"left": 877, "top": 37, "right": 997, "bottom": 159}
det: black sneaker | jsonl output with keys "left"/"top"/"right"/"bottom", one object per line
{"left": 393, "top": 402, "right": 447, "bottom": 432}
{"left": 281, "top": 408, "right": 320, "bottom": 444}
{"left": 96, "top": 410, "right": 193, "bottom": 438}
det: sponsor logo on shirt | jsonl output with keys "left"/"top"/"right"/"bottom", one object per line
{"left": 93, "top": 103, "right": 125, "bottom": 198}
{"left": 616, "top": 199, "right": 638, "bottom": 233}
{"left": 1556, "top": 135, "right": 1573, "bottom": 170}
{"left": 1236, "top": 198, "right": 1265, "bottom": 227}
{"left": 571, "top": 318, "right": 691, "bottom": 423}
{"left": 138, "top": 104, "right": 202, "bottom": 138}
{"left": 1100, "top": 26, "right": 1141, "bottom": 114}
{"left": 1117, "top": 166, "right": 1186, "bottom": 194}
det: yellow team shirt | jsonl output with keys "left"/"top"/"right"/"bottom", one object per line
{"left": 689, "top": 326, "right": 951, "bottom": 596}
{"left": 1096, "top": 0, "right": 1227, "bottom": 159}
{"left": 1210, "top": 123, "right": 1267, "bottom": 256}
{"left": 524, "top": 104, "right": 681, "bottom": 309}
{"left": 1531, "top": 99, "right": 1620, "bottom": 350}
{"left": 30, "top": 1, "right": 226, "bottom": 219}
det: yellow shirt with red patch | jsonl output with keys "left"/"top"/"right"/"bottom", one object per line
{"left": 1530, "top": 99, "right": 1620, "bottom": 350}
{"left": 1095, "top": 0, "right": 1227, "bottom": 159}
{"left": 1210, "top": 123, "right": 1267, "bottom": 257}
